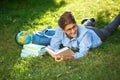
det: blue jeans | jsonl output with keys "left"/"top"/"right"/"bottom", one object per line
{"left": 83, "top": 14, "right": 120, "bottom": 41}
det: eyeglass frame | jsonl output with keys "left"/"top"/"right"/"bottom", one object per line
{"left": 64, "top": 24, "right": 77, "bottom": 32}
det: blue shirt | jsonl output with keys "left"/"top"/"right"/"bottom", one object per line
{"left": 50, "top": 25, "right": 102, "bottom": 59}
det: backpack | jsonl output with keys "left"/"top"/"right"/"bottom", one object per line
{"left": 32, "top": 27, "right": 55, "bottom": 46}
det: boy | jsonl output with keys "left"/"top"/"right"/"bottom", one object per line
{"left": 50, "top": 11, "right": 120, "bottom": 62}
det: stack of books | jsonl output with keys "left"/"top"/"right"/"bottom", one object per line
{"left": 21, "top": 44, "right": 46, "bottom": 58}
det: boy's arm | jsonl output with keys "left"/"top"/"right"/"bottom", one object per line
{"left": 73, "top": 32, "right": 92, "bottom": 59}
{"left": 50, "top": 27, "right": 62, "bottom": 52}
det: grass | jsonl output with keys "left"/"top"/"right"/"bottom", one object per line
{"left": 0, "top": 0, "right": 120, "bottom": 80}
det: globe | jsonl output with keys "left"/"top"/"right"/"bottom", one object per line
{"left": 15, "top": 31, "right": 31, "bottom": 46}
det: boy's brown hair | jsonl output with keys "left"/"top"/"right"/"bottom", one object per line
{"left": 58, "top": 11, "right": 76, "bottom": 29}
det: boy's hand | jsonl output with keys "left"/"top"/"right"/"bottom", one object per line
{"left": 55, "top": 55, "right": 63, "bottom": 62}
{"left": 55, "top": 55, "right": 74, "bottom": 62}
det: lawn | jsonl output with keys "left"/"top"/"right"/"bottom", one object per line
{"left": 0, "top": 0, "right": 120, "bottom": 80}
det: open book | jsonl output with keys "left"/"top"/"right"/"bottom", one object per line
{"left": 45, "top": 46, "right": 74, "bottom": 58}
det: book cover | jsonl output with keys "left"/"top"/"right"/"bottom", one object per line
{"left": 45, "top": 46, "right": 74, "bottom": 58}
{"left": 21, "top": 49, "right": 39, "bottom": 57}
{"left": 23, "top": 44, "right": 46, "bottom": 53}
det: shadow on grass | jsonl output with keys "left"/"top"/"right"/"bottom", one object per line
{"left": 0, "top": 0, "right": 66, "bottom": 79}
{"left": 0, "top": 0, "right": 66, "bottom": 31}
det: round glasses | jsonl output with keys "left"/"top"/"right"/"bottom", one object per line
{"left": 64, "top": 24, "right": 77, "bottom": 32}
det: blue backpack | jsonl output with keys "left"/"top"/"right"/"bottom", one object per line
{"left": 32, "top": 27, "right": 55, "bottom": 46}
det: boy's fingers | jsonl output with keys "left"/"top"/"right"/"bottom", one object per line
{"left": 55, "top": 57, "right": 63, "bottom": 62}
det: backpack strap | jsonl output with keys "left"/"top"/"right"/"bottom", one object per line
{"left": 33, "top": 27, "right": 55, "bottom": 38}
{"left": 43, "top": 29, "right": 55, "bottom": 38}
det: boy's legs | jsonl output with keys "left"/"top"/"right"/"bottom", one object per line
{"left": 82, "top": 13, "right": 120, "bottom": 41}
{"left": 100, "top": 13, "right": 120, "bottom": 36}
{"left": 81, "top": 18, "right": 107, "bottom": 41}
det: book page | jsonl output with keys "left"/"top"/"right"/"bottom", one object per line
{"left": 45, "top": 47, "right": 56, "bottom": 57}
{"left": 46, "top": 46, "right": 74, "bottom": 58}
{"left": 56, "top": 47, "right": 69, "bottom": 54}
{"left": 56, "top": 48, "right": 74, "bottom": 56}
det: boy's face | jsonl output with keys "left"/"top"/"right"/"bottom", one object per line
{"left": 62, "top": 23, "right": 78, "bottom": 39}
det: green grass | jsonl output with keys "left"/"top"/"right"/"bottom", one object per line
{"left": 0, "top": 0, "right": 120, "bottom": 80}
